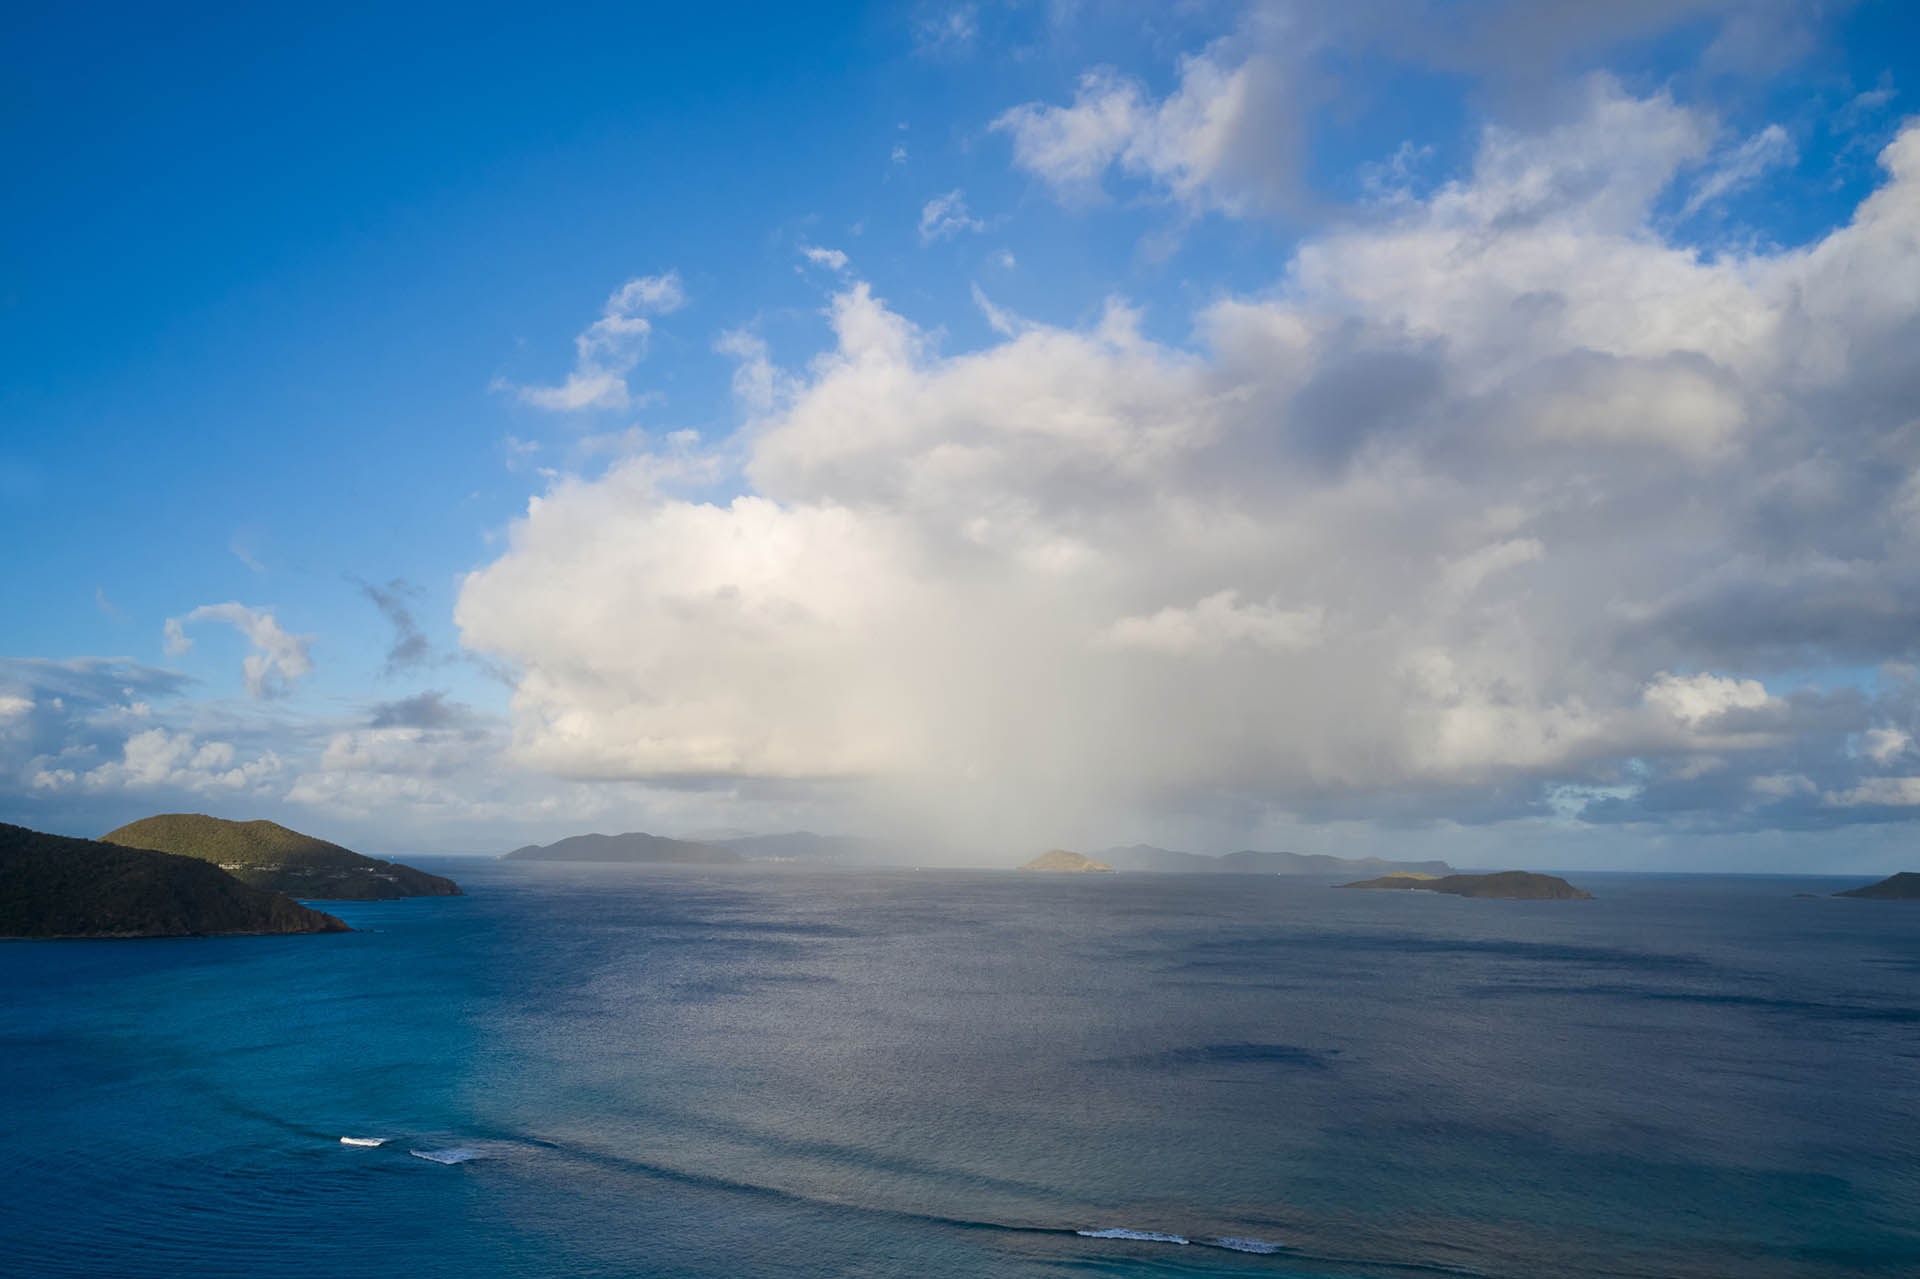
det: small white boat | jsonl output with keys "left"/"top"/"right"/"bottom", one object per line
{"left": 339, "top": 1136, "right": 386, "bottom": 1147}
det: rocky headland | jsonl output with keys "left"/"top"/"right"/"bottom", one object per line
{"left": 102, "top": 814, "right": 461, "bottom": 901}
{"left": 1834, "top": 872, "right": 1920, "bottom": 900}
{"left": 1, "top": 822, "right": 350, "bottom": 939}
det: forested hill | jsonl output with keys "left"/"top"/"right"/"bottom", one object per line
{"left": 1, "top": 822, "right": 350, "bottom": 938}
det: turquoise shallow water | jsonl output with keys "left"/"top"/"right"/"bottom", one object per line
{"left": 2, "top": 863, "right": 1917, "bottom": 1277}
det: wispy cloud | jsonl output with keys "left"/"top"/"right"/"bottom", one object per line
{"left": 163, "top": 603, "right": 314, "bottom": 698}
{"left": 918, "top": 189, "right": 986, "bottom": 243}
{"left": 496, "top": 272, "right": 685, "bottom": 412}
{"left": 1681, "top": 123, "right": 1797, "bottom": 218}
{"left": 800, "top": 244, "right": 849, "bottom": 271}
{"left": 357, "top": 577, "right": 434, "bottom": 676}
{"left": 913, "top": 4, "right": 977, "bottom": 57}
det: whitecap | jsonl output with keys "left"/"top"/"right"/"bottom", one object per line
{"left": 409, "top": 1147, "right": 479, "bottom": 1164}
{"left": 1208, "top": 1236, "right": 1285, "bottom": 1254}
{"left": 1078, "top": 1228, "right": 1189, "bottom": 1244}
{"left": 339, "top": 1136, "right": 386, "bottom": 1147}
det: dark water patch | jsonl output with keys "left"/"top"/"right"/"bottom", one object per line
{"left": 1158, "top": 930, "right": 1708, "bottom": 973}
{"left": 1097, "top": 1043, "right": 1333, "bottom": 1072}
{"left": 1468, "top": 981, "right": 1920, "bottom": 1022}
{"left": 578, "top": 1102, "right": 1072, "bottom": 1203}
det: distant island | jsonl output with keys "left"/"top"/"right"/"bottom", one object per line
{"left": 102, "top": 814, "right": 461, "bottom": 900}
{"left": 502, "top": 832, "right": 743, "bottom": 865}
{"left": 1, "top": 822, "right": 349, "bottom": 939}
{"left": 1834, "top": 872, "right": 1920, "bottom": 900}
{"left": 1018, "top": 849, "right": 1114, "bottom": 873}
{"left": 1097, "top": 843, "right": 1452, "bottom": 877}
{"left": 1339, "top": 871, "right": 1592, "bottom": 900}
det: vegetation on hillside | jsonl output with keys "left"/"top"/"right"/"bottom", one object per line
{"left": 102, "top": 814, "right": 461, "bottom": 900}
{"left": 0, "top": 822, "right": 350, "bottom": 938}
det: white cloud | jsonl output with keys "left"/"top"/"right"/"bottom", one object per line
{"left": 968, "top": 283, "right": 1026, "bottom": 338}
{"left": 992, "top": 41, "right": 1294, "bottom": 216}
{"left": 1860, "top": 726, "right": 1912, "bottom": 765}
{"left": 1643, "top": 672, "right": 1772, "bottom": 726}
{"left": 918, "top": 189, "right": 986, "bottom": 243}
{"left": 500, "top": 272, "right": 685, "bottom": 412}
{"left": 78, "top": 727, "right": 284, "bottom": 794}
{"left": 801, "top": 245, "right": 849, "bottom": 271}
{"left": 1681, "top": 123, "right": 1797, "bottom": 219}
{"left": 914, "top": 4, "right": 977, "bottom": 56}
{"left": 1751, "top": 773, "right": 1816, "bottom": 798}
{"left": 1825, "top": 777, "right": 1920, "bottom": 808}
{"left": 1102, "top": 592, "right": 1324, "bottom": 656}
{"left": 716, "top": 329, "right": 783, "bottom": 414}
{"left": 163, "top": 603, "right": 314, "bottom": 699}
{"left": 456, "top": 101, "right": 1920, "bottom": 844}
{"left": 993, "top": 69, "right": 1143, "bottom": 198}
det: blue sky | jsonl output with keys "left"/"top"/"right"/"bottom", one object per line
{"left": 5, "top": 1, "right": 1920, "bottom": 869}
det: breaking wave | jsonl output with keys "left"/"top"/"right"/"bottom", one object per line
{"left": 409, "top": 1148, "right": 479, "bottom": 1164}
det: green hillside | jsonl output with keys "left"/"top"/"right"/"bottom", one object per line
{"left": 0, "top": 822, "right": 349, "bottom": 938}
{"left": 102, "top": 814, "right": 461, "bottom": 900}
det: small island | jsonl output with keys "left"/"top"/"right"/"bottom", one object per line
{"left": 1017, "top": 849, "right": 1115, "bottom": 873}
{"left": 102, "top": 814, "right": 461, "bottom": 900}
{"left": 1, "top": 822, "right": 350, "bottom": 939}
{"left": 1339, "top": 870, "right": 1592, "bottom": 900}
{"left": 502, "top": 832, "right": 743, "bottom": 865}
{"left": 1834, "top": 872, "right": 1920, "bottom": 900}
{"left": 1097, "top": 844, "right": 1452, "bottom": 876}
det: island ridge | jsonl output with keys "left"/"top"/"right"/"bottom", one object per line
{"left": 102, "top": 814, "right": 461, "bottom": 900}
{"left": 1339, "top": 871, "right": 1593, "bottom": 900}
{"left": 1, "top": 821, "right": 350, "bottom": 938}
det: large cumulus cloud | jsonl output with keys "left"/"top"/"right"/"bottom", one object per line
{"left": 457, "top": 81, "right": 1920, "bottom": 849}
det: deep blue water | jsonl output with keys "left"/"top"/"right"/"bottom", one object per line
{"left": 2, "top": 865, "right": 1917, "bottom": 1278}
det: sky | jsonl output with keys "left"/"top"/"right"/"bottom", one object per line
{"left": 5, "top": 0, "right": 1920, "bottom": 870}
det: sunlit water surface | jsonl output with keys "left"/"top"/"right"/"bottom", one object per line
{"left": 3, "top": 864, "right": 1916, "bottom": 1277}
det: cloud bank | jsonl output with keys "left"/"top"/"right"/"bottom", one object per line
{"left": 456, "top": 78, "right": 1920, "bottom": 848}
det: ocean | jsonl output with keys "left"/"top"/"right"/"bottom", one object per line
{"left": 2, "top": 863, "right": 1915, "bottom": 1277}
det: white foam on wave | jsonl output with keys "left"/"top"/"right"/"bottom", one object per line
{"left": 410, "top": 1147, "right": 479, "bottom": 1164}
{"left": 1078, "top": 1228, "right": 1189, "bottom": 1244}
{"left": 1079, "top": 1227, "right": 1287, "bottom": 1255}
{"left": 1208, "top": 1236, "right": 1285, "bottom": 1254}
{"left": 339, "top": 1136, "right": 386, "bottom": 1147}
